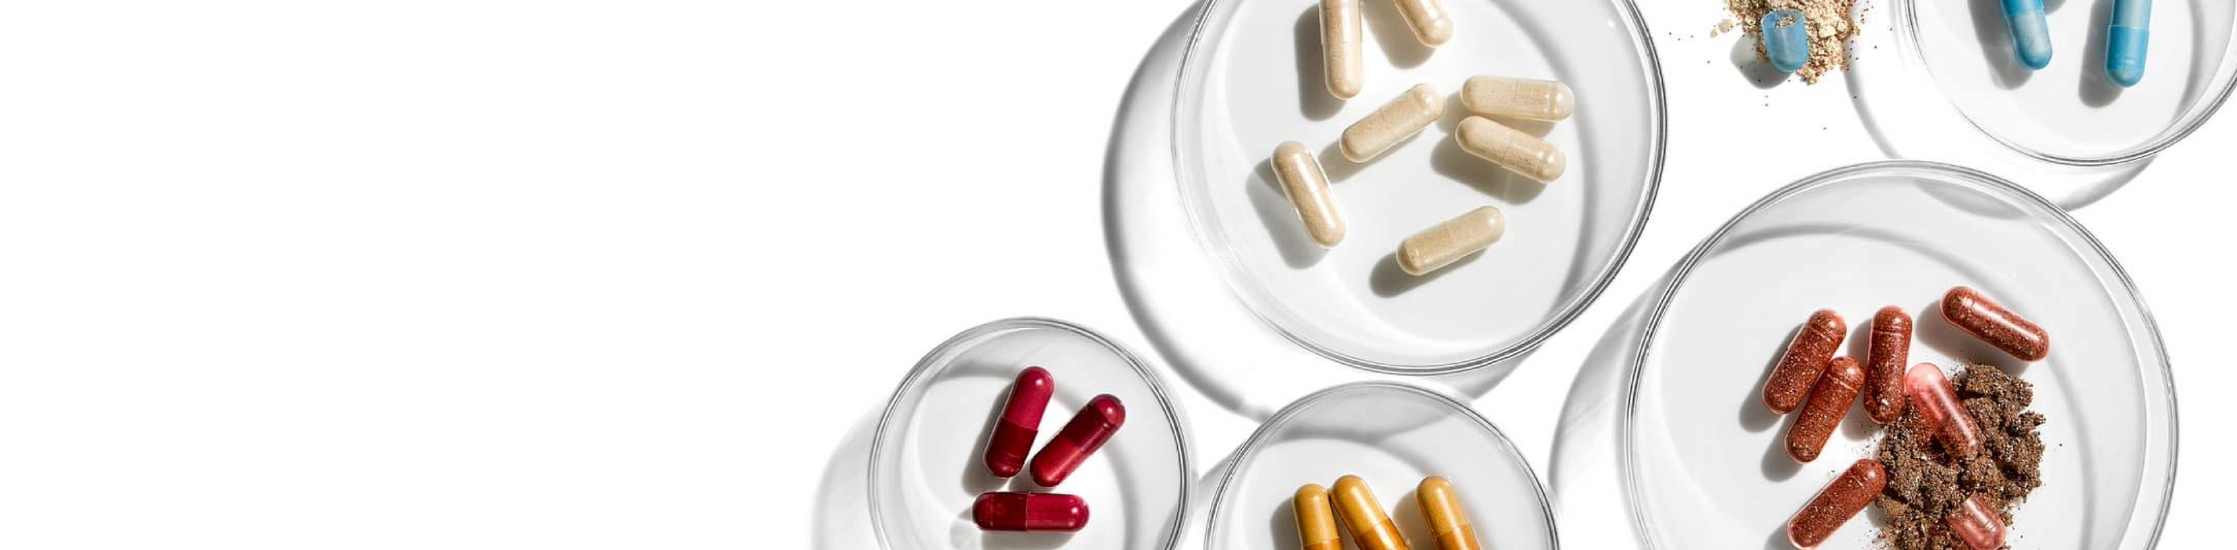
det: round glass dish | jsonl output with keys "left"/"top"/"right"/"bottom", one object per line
{"left": 1172, "top": 0, "right": 1665, "bottom": 373}
{"left": 870, "top": 318, "right": 1192, "bottom": 550}
{"left": 1895, "top": 0, "right": 2237, "bottom": 165}
{"left": 1205, "top": 382, "right": 1557, "bottom": 550}
{"left": 1618, "top": 161, "right": 2176, "bottom": 550}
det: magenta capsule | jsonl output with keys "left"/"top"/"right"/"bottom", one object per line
{"left": 973, "top": 491, "right": 1089, "bottom": 532}
{"left": 1904, "top": 363, "right": 1982, "bottom": 458}
{"left": 1945, "top": 494, "right": 2006, "bottom": 550}
{"left": 1941, "top": 286, "right": 2049, "bottom": 361}
{"left": 1029, "top": 394, "right": 1125, "bottom": 487}
{"left": 984, "top": 367, "right": 1054, "bottom": 478}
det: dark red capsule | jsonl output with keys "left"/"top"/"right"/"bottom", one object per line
{"left": 973, "top": 491, "right": 1089, "bottom": 532}
{"left": 984, "top": 367, "right": 1054, "bottom": 478}
{"left": 1863, "top": 306, "right": 1911, "bottom": 425}
{"left": 1765, "top": 310, "right": 1846, "bottom": 414}
{"left": 1029, "top": 394, "right": 1125, "bottom": 487}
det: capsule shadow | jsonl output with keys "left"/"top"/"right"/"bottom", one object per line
{"left": 1318, "top": 142, "right": 1371, "bottom": 183}
{"left": 1295, "top": 7, "right": 1347, "bottom": 120}
{"left": 1968, "top": 0, "right": 2035, "bottom": 89}
{"left": 1368, "top": 248, "right": 1479, "bottom": 297}
{"left": 1267, "top": 496, "right": 1304, "bottom": 550}
{"left": 1740, "top": 323, "right": 1802, "bottom": 433}
{"left": 1732, "top": 35, "right": 1789, "bottom": 89}
{"left": 1360, "top": 0, "right": 1433, "bottom": 68}
{"left": 1762, "top": 411, "right": 1804, "bottom": 481}
{"left": 961, "top": 392, "right": 1010, "bottom": 494}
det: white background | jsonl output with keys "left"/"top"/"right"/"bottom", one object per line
{"left": 0, "top": 0, "right": 2226, "bottom": 548}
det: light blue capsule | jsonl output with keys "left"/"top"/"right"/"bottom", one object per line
{"left": 1761, "top": 9, "right": 1809, "bottom": 73}
{"left": 2003, "top": 0, "right": 2053, "bottom": 70}
{"left": 2107, "top": 0, "right": 2151, "bottom": 87}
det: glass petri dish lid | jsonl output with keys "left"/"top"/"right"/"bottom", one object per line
{"left": 1619, "top": 161, "right": 2176, "bottom": 549}
{"left": 1205, "top": 382, "right": 1557, "bottom": 550}
{"left": 1895, "top": 0, "right": 2237, "bottom": 165}
{"left": 870, "top": 318, "right": 1192, "bottom": 550}
{"left": 1172, "top": 0, "right": 1665, "bottom": 374}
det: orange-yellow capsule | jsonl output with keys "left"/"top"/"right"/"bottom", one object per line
{"left": 1332, "top": 475, "right": 1412, "bottom": 550}
{"left": 1416, "top": 477, "right": 1482, "bottom": 550}
{"left": 1294, "top": 484, "right": 1342, "bottom": 550}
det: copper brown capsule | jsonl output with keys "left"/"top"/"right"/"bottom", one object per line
{"left": 1764, "top": 310, "right": 1846, "bottom": 414}
{"left": 1941, "top": 286, "right": 2048, "bottom": 361}
{"left": 1785, "top": 459, "right": 1887, "bottom": 549}
{"left": 1864, "top": 306, "right": 1911, "bottom": 424}
{"left": 1786, "top": 357, "right": 1863, "bottom": 463}
{"left": 1332, "top": 475, "right": 1411, "bottom": 550}
{"left": 1294, "top": 484, "right": 1342, "bottom": 550}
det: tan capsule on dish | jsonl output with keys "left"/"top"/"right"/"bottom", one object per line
{"left": 1416, "top": 477, "right": 1482, "bottom": 550}
{"left": 1455, "top": 116, "right": 1565, "bottom": 183}
{"left": 1398, "top": 206, "right": 1504, "bottom": 276}
{"left": 1272, "top": 141, "right": 1346, "bottom": 247}
{"left": 1321, "top": 0, "right": 1363, "bottom": 99}
{"left": 1294, "top": 484, "right": 1342, "bottom": 550}
{"left": 1341, "top": 83, "right": 1443, "bottom": 162}
{"left": 1461, "top": 76, "right": 1574, "bottom": 121}
{"left": 1332, "top": 475, "right": 1411, "bottom": 550}
{"left": 1393, "top": 0, "right": 1454, "bottom": 46}
{"left": 1785, "top": 356, "right": 1863, "bottom": 463}
{"left": 1763, "top": 309, "right": 1846, "bottom": 415}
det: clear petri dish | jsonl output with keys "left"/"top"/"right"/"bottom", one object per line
{"left": 1172, "top": 0, "right": 1665, "bottom": 374}
{"left": 869, "top": 318, "right": 1192, "bottom": 550}
{"left": 1205, "top": 382, "right": 1557, "bottom": 550}
{"left": 1619, "top": 161, "right": 2176, "bottom": 549}
{"left": 1895, "top": 0, "right": 2237, "bottom": 165}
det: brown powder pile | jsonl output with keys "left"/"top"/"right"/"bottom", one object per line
{"left": 1725, "top": 0, "right": 1860, "bottom": 83}
{"left": 1874, "top": 363, "right": 2045, "bottom": 550}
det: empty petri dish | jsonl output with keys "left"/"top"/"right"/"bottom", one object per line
{"left": 1894, "top": 0, "right": 2237, "bottom": 164}
{"left": 1619, "top": 161, "right": 2175, "bottom": 549}
{"left": 869, "top": 318, "right": 1192, "bottom": 550}
{"left": 1172, "top": 0, "right": 1665, "bottom": 374}
{"left": 1204, "top": 382, "right": 1557, "bottom": 550}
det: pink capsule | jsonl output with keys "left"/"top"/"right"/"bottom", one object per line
{"left": 1029, "top": 394, "right": 1125, "bottom": 487}
{"left": 1945, "top": 494, "right": 2006, "bottom": 550}
{"left": 1904, "top": 363, "right": 1982, "bottom": 458}
{"left": 984, "top": 367, "right": 1054, "bottom": 478}
{"left": 1941, "top": 286, "right": 2048, "bottom": 361}
{"left": 973, "top": 491, "right": 1089, "bottom": 532}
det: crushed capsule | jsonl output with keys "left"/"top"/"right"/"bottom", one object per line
{"left": 1764, "top": 310, "right": 1846, "bottom": 414}
{"left": 1941, "top": 286, "right": 2048, "bottom": 361}
{"left": 1460, "top": 75, "right": 1573, "bottom": 121}
{"left": 1272, "top": 141, "right": 1346, "bottom": 248}
{"left": 1320, "top": 0, "right": 1363, "bottom": 98}
{"left": 984, "top": 366, "right": 1053, "bottom": 478}
{"left": 1945, "top": 494, "right": 2007, "bottom": 550}
{"left": 973, "top": 491, "right": 1089, "bottom": 532}
{"left": 1786, "top": 357, "right": 1863, "bottom": 463}
{"left": 1417, "top": 477, "right": 1482, "bottom": 550}
{"left": 1905, "top": 363, "right": 1982, "bottom": 458}
{"left": 1030, "top": 394, "right": 1125, "bottom": 487}
{"left": 1294, "top": 484, "right": 1342, "bottom": 550}
{"left": 1455, "top": 116, "right": 1564, "bottom": 183}
{"left": 1341, "top": 84, "right": 1443, "bottom": 162}
{"left": 1332, "top": 475, "right": 1412, "bottom": 550}
{"left": 1864, "top": 307, "right": 1911, "bottom": 424}
{"left": 1785, "top": 459, "right": 1887, "bottom": 549}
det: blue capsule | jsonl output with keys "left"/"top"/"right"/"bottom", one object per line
{"left": 2003, "top": 0, "right": 2053, "bottom": 70}
{"left": 1761, "top": 9, "right": 1809, "bottom": 74}
{"left": 2106, "top": 0, "right": 2151, "bottom": 87}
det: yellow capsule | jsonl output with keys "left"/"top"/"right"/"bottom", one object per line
{"left": 1456, "top": 116, "right": 1565, "bottom": 183}
{"left": 1320, "top": 0, "right": 1363, "bottom": 99}
{"left": 1398, "top": 206, "right": 1504, "bottom": 276}
{"left": 1417, "top": 477, "right": 1482, "bottom": 550}
{"left": 1460, "top": 75, "right": 1574, "bottom": 121}
{"left": 1332, "top": 475, "right": 1412, "bottom": 550}
{"left": 1294, "top": 484, "right": 1343, "bottom": 550}
{"left": 1341, "top": 84, "right": 1443, "bottom": 162}
{"left": 1393, "top": 0, "right": 1454, "bottom": 47}
{"left": 1272, "top": 141, "right": 1345, "bottom": 248}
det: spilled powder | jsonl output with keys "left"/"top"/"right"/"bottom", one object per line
{"left": 1726, "top": 0, "right": 1861, "bottom": 83}
{"left": 1874, "top": 363, "right": 2045, "bottom": 550}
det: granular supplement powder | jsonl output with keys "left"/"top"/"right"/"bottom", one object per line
{"left": 1725, "top": 0, "right": 1860, "bottom": 83}
{"left": 1875, "top": 363, "right": 2045, "bottom": 550}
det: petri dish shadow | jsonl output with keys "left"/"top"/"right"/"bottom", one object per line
{"left": 1360, "top": 0, "right": 1433, "bottom": 68}
{"left": 1250, "top": 159, "right": 1332, "bottom": 269}
{"left": 2078, "top": 0, "right": 2125, "bottom": 107}
{"left": 1732, "top": 36, "right": 1790, "bottom": 89}
{"left": 1968, "top": 0, "right": 2036, "bottom": 89}
{"left": 1294, "top": 7, "right": 1348, "bottom": 120}
{"left": 813, "top": 413, "right": 881, "bottom": 550}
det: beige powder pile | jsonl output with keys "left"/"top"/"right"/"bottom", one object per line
{"left": 1725, "top": 0, "right": 1860, "bottom": 83}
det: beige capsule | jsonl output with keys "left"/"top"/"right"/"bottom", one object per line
{"left": 1321, "top": 0, "right": 1363, "bottom": 99}
{"left": 1394, "top": 0, "right": 1454, "bottom": 47}
{"left": 1271, "top": 142, "right": 1345, "bottom": 248}
{"left": 1460, "top": 75, "right": 1574, "bottom": 121}
{"left": 1456, "top": 116, "right": 1565, "bottom": 183}
{"left": 1398, "top": 206, "right": 1505, "bottom": 276}
{"left": 1341, "top": 83, "right": 1444, "bottom": 162}
{"left": 1294, "top": 484, "right": 1342, "bottom": 550}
